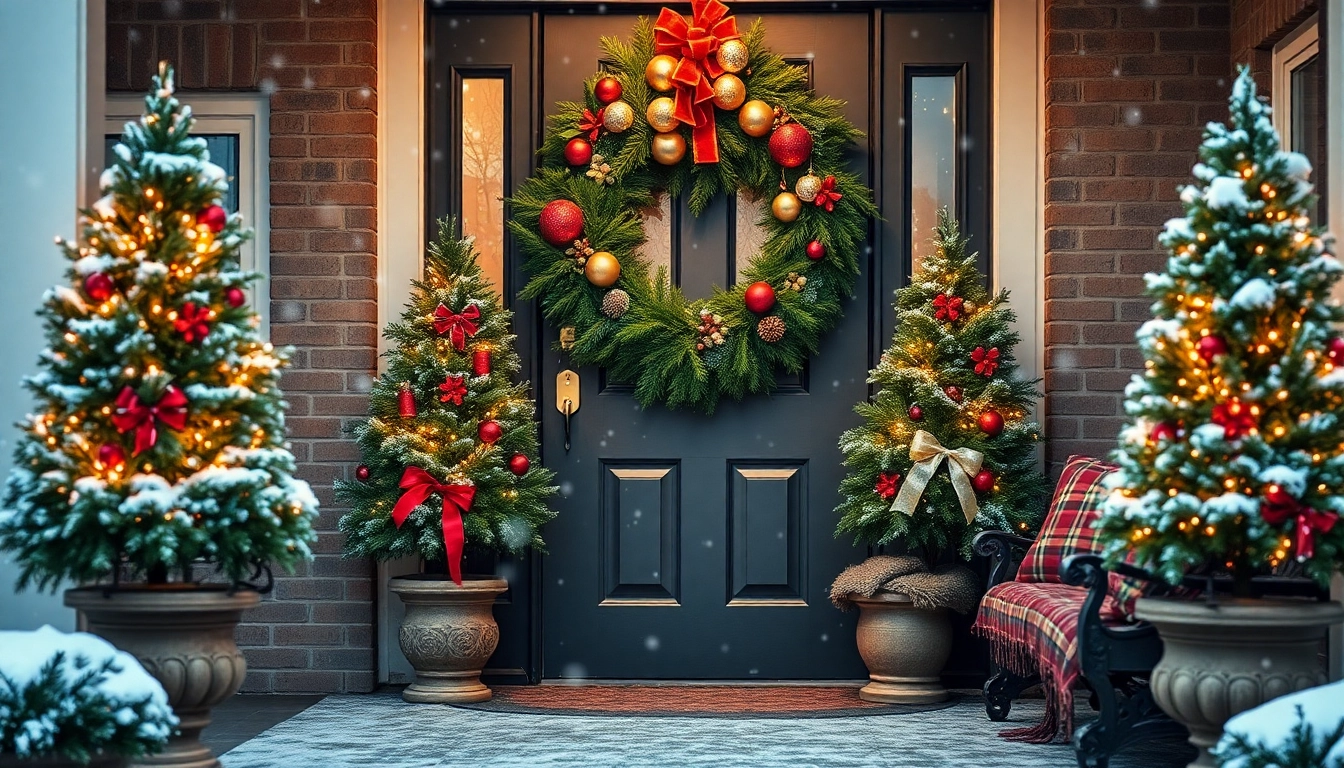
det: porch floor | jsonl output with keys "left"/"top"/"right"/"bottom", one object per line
{"left": 218, "top": 688, "right": 1196, "bottom": 767}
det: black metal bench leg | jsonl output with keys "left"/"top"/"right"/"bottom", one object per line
{"left": 983, "top": 668, "right": 1039, "bottom": 722}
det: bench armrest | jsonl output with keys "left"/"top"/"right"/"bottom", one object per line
{"left": 973, "top": 530, "right": 1035, "bottom": 588}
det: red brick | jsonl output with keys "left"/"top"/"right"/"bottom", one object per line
{"left": 1047, "top": 104, "right": 1116, "bottom": 128}
{"left": 1119, "top": 55, "right": 1193, "bottom": 76}
{"left": 206, "top": 24, "right": 232, "bottom": 88}
{"left": 272, "top": 278, "right": 343, "bottom": 299}
{"left": 233, "top": 0, "right": 302, "bottom": 19}
{"left": 1118, "top": 5, "right": 1195, "bottom": 28}
{"left": 1049, "top": 55, "right": 1118, "bottom": 78}
{"left": 1046, "top": 204, "right": 1114, "bottom": 227}
{"left": 311, "top": 136, "right": 378, "bottom": 158}
{"left": 1047, "top": 153, "right": 1116, "bottom": 177}
{"left": 1080, "top": 129, "right": 1154, "bottom": 152}
{"left": 271, "top": 90, "right": 343, "bottom": 112}
{"left": 1118, "top": 153, "right": 1197, "bottom": 177}
{"left": 1081, "top": 79, "right": 1154, "bottom": 103}
{"left": 311, "top": 230, "right": 373, "bottom": 251}
{"left": 309, "top": 112, "right": 377, "bottom": 135}
{"left": 1051, "top": 394, "right": 1122, "bottom": 415}
{"left": 1080, "top": 229, "right": 1158, "bottom": 251}
{"left": 261, "top": 20, "right": 308, "bottom": 42}
{"left": 1051, "top": 6, "right": 1116, "bottom": 29}
{"left": 270, "top": 324, "right": 342, "bottom": 347}
{"left": 1080, "top": 31, "right": 1155, "bottom": 54}
{"left": 1046, "top": 301, "right": 1116, "bottom": 322}
{"left": 1118, "top": 202, "right": 1181, "bottom": 227}
{"left": 1082, "top": 275, "right": 1147, "bottom": 298}
{"left": 309, "top": 348, "right": 377, "bottom": 369}
{"left": 310, "top": 65, "right": 376, "bottom": 88}
{"left": 273, "top": 671, "right": 344, "bottom": 693}
{"left": 272, "top": 206, "right": 343, "bottom": 229}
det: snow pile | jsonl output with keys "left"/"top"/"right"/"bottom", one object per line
{"left": 1215, "top": 680, "right": 1344, "bottom": 768}
{"left": 1205, "top": 176, "right": 1250, "bottom": 210}
{"left": 0, "top": 626, "right": 176, "bottom": 760}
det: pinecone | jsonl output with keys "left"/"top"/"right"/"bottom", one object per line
{"left": 757, "top": 315, "right": 786, "bottom": 343}
{"left": 601, "top": 288, "right": 630, "bottom": 319}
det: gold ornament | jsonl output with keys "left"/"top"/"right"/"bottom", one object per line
{"left": 716, "top": 40, "right": 749, "bottom": 74}
{"left": 795, "top": 173, "right": 823, "bottom": 202}
{"left": 712, "top": 74, "right": 746, "bottom": 111}
{"left": 585, "top": 251, "right": 621, "bottom": 287}
{"left": 645, "top": 55, "right": 678, "bottom": 92}
{"left": 651, "top": 132, "right": 687, "bottom": 166}
{"left": 646, "top": 97, "right": 680, "bottom": 133}
{"left": 738, "top": 99, "right": 774, "bottom": 138}
{"left": 772, "top": 191, "right": 802, "bottom": 222}
{"left": 603, "top": 101, "right": 635, "bottom": 133}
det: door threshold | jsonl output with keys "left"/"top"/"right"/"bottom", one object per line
{"left": 536, "top": 679, "right": 869, "bottom": 687}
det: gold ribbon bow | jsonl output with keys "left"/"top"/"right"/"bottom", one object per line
{"left": 889, "top": 429, "right": 984, "bottom": 524}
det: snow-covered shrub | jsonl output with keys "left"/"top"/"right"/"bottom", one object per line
{"left": 0, "top": 626, "right": 176, "bottom": 762}
{"left": 1215, "top": 680, "right": 1344, "bottom": 768}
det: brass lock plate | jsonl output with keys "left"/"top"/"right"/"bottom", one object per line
{"left": 556, "top": 369, "right": 580, "bottom": 415}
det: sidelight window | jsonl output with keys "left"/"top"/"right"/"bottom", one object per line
{"left": 459, "top": 77, "right": 506, "bottom": 294}
{"left": 1272, "top": 14, "right": 1325, "bottom": 223}
{"left": 908, "top": 74, "right": 958, "bottom": 274}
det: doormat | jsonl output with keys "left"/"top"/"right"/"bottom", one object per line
{"left": 453, "top": 685, "right": 959, "bottom": 719}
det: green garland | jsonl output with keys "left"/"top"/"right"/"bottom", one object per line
{"left": 510, "top": 11, "right": 877, "bottom": 413}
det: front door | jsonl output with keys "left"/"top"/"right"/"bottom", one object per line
{"left": 430, "top": 5, "right": 989, "bottom": 681}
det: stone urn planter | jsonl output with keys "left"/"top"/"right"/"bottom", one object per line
{"left": 390, "top": 575, "right": 507, "bottom": 704}
{"left": 849, "top": 591, "right": 952, "bottom": 704}
{"left": 1135, "top": 596, "right": 1344, "bottom": 768}
{"left": 64, "top": 586, "right": 259, "bottom": 768}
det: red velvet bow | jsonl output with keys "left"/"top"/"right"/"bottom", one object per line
{"left": 933, "top": 293, "right": 963, "bottom": 322}
{"left": 814, "top": 175, "right": 843, "bottom": 212}
{"left": 1260, "top": 494, "right": 1339, "bottom": 561}
{"left": 971, "top": 346, "right": 1000, "bottom": 377}
{"left": 433, "top": 303, "right": 480, "bottom": 351}
{"left": 439, "top": 374, "right": 467, "bottom": 405}
{"left": 110, "top": 385, "right": 189, "bottom": 455}
{"left": 173, "top": 302, "right": 212, "bottom": 343}
{"left": 391, "top": 466, "right": 477, "bottom": 585}
{"left": 875, "top": 472, "right": 901, "bottom": 500}
{"left": 653, "top": 0, "right": 739, "bottom": 164}
{"left": 578, "top": 107, "right": 605, "bottom": 143}
{"left": 1211, "top": 398, "right": 1257, "bottom": 440}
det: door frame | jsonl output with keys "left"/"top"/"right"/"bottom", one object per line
{"left": 374, "top": 0, "right": 1045, "bottom": 684}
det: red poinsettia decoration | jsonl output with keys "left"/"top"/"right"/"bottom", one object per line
{"left": 875, "top": 472, "right": 901, "bottom": 500}
{"left": 932, "top": 293, "right": 963, "bottom": 322}
{"left": 578, "top": 107, "right": 606, "bottom": 142}
{"left": 813, "top": 175, "right": 842, "bottom": 212}
{"left": 173, "top": 302, "right": 212, "bottom": 343}
{"left": 1211, "top": 398, "right": 1257, "bottom": 440}
{"left": 1260, "top": 486, "right": 1340, "bottom": 561}
{"left": 438, "top": 374, "right": 468, "bottom": 405}
{"left": 971, "top": 346, "right": 1000, "bottom": 377}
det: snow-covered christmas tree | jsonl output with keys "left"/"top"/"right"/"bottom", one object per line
{"left": 1097, "top": 68, "right": 1344, "bottom": 588}
{"left": 0, "top": 64, "right": 318, "bottom": 589}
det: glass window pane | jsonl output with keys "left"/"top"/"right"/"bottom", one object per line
{"left": 104, "top": 132, "right": 241, "bottom": 213}
{"left": 910, "top": 76, "right": 957, "bottom": 273}
{"left": 1291, "top": 55, "right": 1323, "bottom": 223}
{"left": 460, "top": 78, "right": 506, "bottom": 293}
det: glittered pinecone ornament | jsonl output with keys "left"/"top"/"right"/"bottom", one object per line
{"left": 565, "top": 237, "right": 595, "bottom": 269}
{"left": 586, "top": 154, "right": 615, "bottom": 185}
{"left": 601, "top": 288, "right": 630, "bottom": 319}
{"left": 757, "top": 315, "right": 786, "bottom": 343}
{"left": 696, "top": 310, "right": 727, "bottom": 352}
{"left": 782, "top": 272, "right": 807, "bottom": 292}
{"left": 794, "top": 172, "right": 823, "bottom": 202}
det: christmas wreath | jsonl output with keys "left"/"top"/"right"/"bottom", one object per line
{"left": 510, "top": 0, "right": 877, "bottom": 412}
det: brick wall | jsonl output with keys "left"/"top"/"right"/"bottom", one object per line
{"left": 1042, "top": 0, "right": 1232, "bottom": 469}
{"left": 106, "top": 0, "right": 378, "bottom": 694}
{"left": 1231, "top": 0, "right": 1317, "bottom": 89}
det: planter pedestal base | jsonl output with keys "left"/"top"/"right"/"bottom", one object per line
{"left": 390, "top": 575, "right": 507, "bottom": 705}
{"left": 850, "top": 592, "right": 952, "bottom": 705}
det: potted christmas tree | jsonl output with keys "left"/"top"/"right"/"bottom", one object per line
{"left": 1096, "top": 68, "right": 1344, "bottom": 767}
{"left": 0, "top": 64, "right": 318, "bottom": 768}
{"left": 830, "top": 211, "right": 1048, "bottom": 703}
{"left": 336, "top": 221, "right": 556, "bottom": 704}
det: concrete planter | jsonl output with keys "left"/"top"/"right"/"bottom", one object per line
{"left": 389, "top": 575, "right": 507, "bottom": 704}
{"left": 64, "top": 586, "right": 259, "bottom": 768}
{"left": 1135, "top": 596, "right": 1344, "bottom": 768}
{"left": 849, "top": 591, "right": 952, "bottom": 704}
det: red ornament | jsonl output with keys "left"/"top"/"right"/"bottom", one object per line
{"left": 978, "top": 410, "right": 1005, "bottom": 437}
{"left": 1328, "top": 337, "right": 1344, "bottom": 363}
{"left": 438, "top": 374, "right": 468, "bottom": 405}
{"left": 972, "top": 469, "right": 996, "bottom": 494}
{"left": 594, "top": 76, "right": 623, "bottom": 104}
{"left": 173, "top": 302, "right": 212, "bottom": 344}
{"left": 768, "top": 122, "right": 813, "bottom": 168}
{"left": 806, "top": 240, "right": 826, "bottom": 260}
{"left": 1150, "top": 422, "right": 1179, "bottom": 443}
{"left": 932, "top": 293, "right": 963, "bottom": 322}
{"left": 355, "top": 464, "right": 371, "bottom": 482}
{"left": 971, "top": 346, "right": 1001, "bottom": 377}
{"left": 944, "top": 385, "right": 963, "bottom": 403}
{"left": 398, "top": 382, "right": 417, "bottom": 419}
{"left": 478, "top": 420, "right": 503, "bottom": 445}
{"left": 743, "top": 281, "right": 776, "bottom": 314}
{"left": 198, "top": 204, "right": 227, "bottom": 233}
{"left": 84, "top": 273, "right": 115, "bottom": 302}
{"left": 539, "top": 200, "right": 585, "bottom": 247}
{"left": 509, "top": 453, "right": 531, "bottom": 476}
{"left": 473, "top": 349, "right": 492, "bottom": 376}
{"left": 225, "top": 287, "right": 246, "bottom": 308}
{"left": 812, "top": 175, "right": 842, "bottom": 212}
{"left": 564, "top": 137, "right": 594, "bottom": 167}
{"left": 875, "top": 472, "right": 901, "bottom": 500}
{"left": 1211, "top": 397, "right": 1257, "bottom": 440}
{"left": 908, "top": 405, "right": 923, "bottom": 422}
{"left": 97, "top": 443, "right": 126, "bottom": 470}
{"left": 1197, "top": 335, "right": 1228, "bottom": 362}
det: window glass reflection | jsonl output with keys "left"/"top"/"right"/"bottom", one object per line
{"left": 461, "top": 78, "right": 505, "bottom": 293}
{"left": 910, "top": 76, "right": 956, "bottom": 273}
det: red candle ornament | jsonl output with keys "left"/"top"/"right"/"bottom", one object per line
{"left": 225, "top": 287, "right": 246, "bottom": 308}
{"left": 355, "top": 464, "right": 371, "bottom": 482}
{"left": 806, "top": 240, "right": 826, "bottom": 260}
{"left": 978, "top": 410, "right": 1005, "bottom": 437}
{"left": 478, "top": 420, "right": 503, "bottom": 445}
{"left": 972, "top": 469, "right": 996, "bottom": 493}
{"left": 97, "top": 443, "right": 126, "bottom": 470}
{"left": 564, "top": 137, "right": 594, "bottom": 167}
{"left": 398, "top": 382, "right": 417, "bottom": 418}
{"left": 84, "top": 273, "right": 115, "bottom": 302}
{"left": 743, "top": 281, "right": 776, "bottom": 314}
{"left": 594, "top": 76, "right": 623, "bottom": 105}
{"left": 508, "top": 453, "right": 531, "bottom": 476}
{"left": 473, "top": 349, "right": 492, "bottom": 376}
{"left": 198, "top": 204, "right": 227, "bottom": 233}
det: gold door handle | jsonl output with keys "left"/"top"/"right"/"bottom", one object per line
{"left": 556, "top": 369, "right": 580, "bottom": 452}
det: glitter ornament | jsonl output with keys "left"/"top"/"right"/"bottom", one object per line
{"left": 715, "top": 39, "right": 749, "bottom": 73}
{"left": 646, "top": 97, "right": 679, "bottom": 133}
{"left": 473, "top": 349, "right": 491, "bottom": 376}
{"left": 908, "top": 405, "right": 923, "bottom": 422}
{"left": 795, "top": 173, "right": 823, "bottom": 202}
{"left": 538, "top": 200, "right": 585, "bottom": 246}
{"left": 603, "top": 101, "right": 635, "bottom": 133}
{"left": 712, "top": 74, "right": 746, "bottom": 110}
{"left": 601, "top": 288, "right": 630, "bottom": 319}
{"left": 944, "top": 385, "right": 963, "bottom": 403}
{"left": 768, "top": 122, "right": 813, "bottom": 168}
{"left": 398, "top": 382, "right": 417, "bottom": 418}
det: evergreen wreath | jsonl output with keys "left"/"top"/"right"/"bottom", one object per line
{"left": 510, "top": 0, "right": 878, "bottom": 413}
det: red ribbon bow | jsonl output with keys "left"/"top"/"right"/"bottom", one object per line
{"left": 391, "top": 467, "right": 477, "bottom": 585}
{"left": 814, "top": 175, "right": 843, "bottom": 212}
{"left": 653, "top": 0, "right": 739, "bottom": 164}
{"left": 439, "top": 374, "right": 467, "bottom": 405}
{"left": 933, "top": 293, "right": 963, "bottom": 322}
{"left": 433, "top": 303, "right": 480, "bottom": 351}
{"left": 875, "top": 472, "right": 901, "bottom": 500}
{"left": 971, "top": 346, "right": 1000, "bottom": 377}
{"left": 578, "top": 107, "right": 606, "bottom": 143}
{"left": 1211, "top": 398, "right": 1257, "bottom": 440}
{"left": 173, "top": 302, "right": 212, "bottom": 343}
{"left": 110, "top": 385, "right": 189, "bottom": 455}
{"left": 1260, "top": 493, "right": 1339, "bottom": 561}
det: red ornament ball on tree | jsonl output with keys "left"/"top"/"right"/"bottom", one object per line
{"left": 224, "top": 287, "right": 246, "bottom": 308}
{"left": 1150, "top": 422, "right": 1179, "bottom": 442}
{"left": 908, "top": 405, "right": 923, "bottom": 422}
{"left": 743, "top": 281, "right": 777, "bottom": 314}
{"left": 768, "top": 122, "right": 813, "bottom": 168}
{"left": 594, "top": 76, "right": 623, "bottom": 105}
{"left": 97, "top": 443, "right": 126, "bottom": 469}
{"left": 805, "top": 240, "right": 826, "bottom": 260}
{"left": 1328, "top": 337, "right": 1344, "bottom": 363}
{"left": 198, "top": 204, "right": 227, "bottom": 233}
{"left": 978, "top": 410, "right": 1005, "bottom": 437}
{"left": 355, "top": 464, "right": 371, "bottom": 482}
{"left": 1197, "top": 335, "right": 1228, "bottom": 362}
{"left": 944, "top": 385, "right": 963, "bottom": 403}
{"left": 84, "top": 272, "right": 115, "bottom": 302}
{"left": 564, "top": 137, "right": 594, "bottom": 167}
{"left": 539, "top": 200, "right": 585, "bottom": 247}
{"left": 478, "top": 420, "right": 503, "bottom": 445}
{"left": 972, "top": 469, "right": 995, "bottom": 494}
{"left": 509, "top": 453, "right": 531, "bottom": 476}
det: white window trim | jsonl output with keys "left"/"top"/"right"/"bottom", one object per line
{"left": 1271, "top": 12, "right": 1320, "bottom": 149}
{"left": 104, "top": 92, "right": 270, "bottom": 336}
